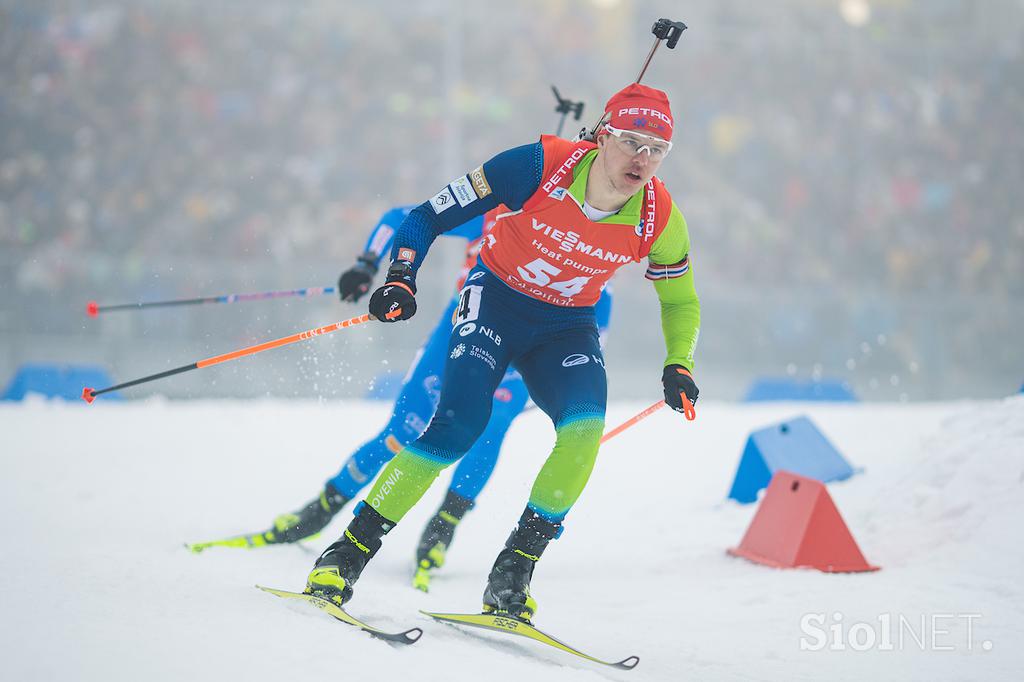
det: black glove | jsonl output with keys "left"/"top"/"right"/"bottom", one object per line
{"left": 662, "top": 364, "right": 698, "bottom": 418}
{"left": 368, "top": 261, "right": 417, "bottom": 322}
{"left": 338, "top": 252, "right": 379, "bottom": 302}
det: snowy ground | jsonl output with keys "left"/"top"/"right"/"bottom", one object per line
{"left": 2, "top": 396, "right": 1022, "bottom": 681}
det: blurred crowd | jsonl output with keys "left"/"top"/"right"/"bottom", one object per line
{"left": 682, "top": 5, "right": 1023, "bottom": 297}
{"left": 1, "top": 0, "right": 1021, "bottom": 300}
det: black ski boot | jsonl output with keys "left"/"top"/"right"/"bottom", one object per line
{"left": 413, "top": 490, "right": 474, "bottom": 592}
{"left": 482, "top": 508, "right": 562, "bottom": 622}
{"left": 306, "top": 503, "right": 395, "bottom": 606}
{"left": 265, "top": 483, "right": 348, "bottom": 545}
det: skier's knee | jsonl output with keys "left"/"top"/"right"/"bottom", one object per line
{"left": 413, "top": 413, "right": 485, "bottom": 462}
{"left": 554, "top": 414, "right": 604, "bottom": 454}
{"left": 418, "top": 410, "right": 490, "bottom": 463}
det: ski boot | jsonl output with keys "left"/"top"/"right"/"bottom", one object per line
{"left": 306, "top": 503, "right": 395, "bottom": 606}
{"left": 482, "top": 508, "right": 562, "bottom": 622}
{"left": 413, "top": 490, "right": 474, "bottom": 592}
{"left": 264, "top": 483, "right": 348, "bottom": 545}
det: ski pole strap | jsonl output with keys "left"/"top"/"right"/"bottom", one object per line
{"left": 679, "top": 393, "right": 696, "bottom": 421}
{"left": 86, "top": 286, "right": 336, "bottom": 317}
{"left": 674, "top": 366, "right": 697, "bottom": 421}
{"left": 81, "top": 313, "right": 373, "bottom": 403}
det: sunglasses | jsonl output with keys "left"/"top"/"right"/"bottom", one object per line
{"left": 602, "top": 124, "right": 672, "bottom": 159}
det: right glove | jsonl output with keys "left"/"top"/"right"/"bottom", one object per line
{"left": 338, "top": 252, "right": 379, "bottom": 302}
{"left": 662, "top": 364, "right": 698, "bottom": 420}
{"left": 368, "top": 261, "right": 417, "bottom": 322}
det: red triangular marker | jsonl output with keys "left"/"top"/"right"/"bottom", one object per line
{"left": 728, "top": 470, "right": 878, "bottom": 572}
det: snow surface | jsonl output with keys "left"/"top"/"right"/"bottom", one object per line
{"left": 2, "top": 396, "right": 1022, "bottom": 681}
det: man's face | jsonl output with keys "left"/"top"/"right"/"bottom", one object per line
{"left": 595, "top": 128, "right": 666, "bottom": 195}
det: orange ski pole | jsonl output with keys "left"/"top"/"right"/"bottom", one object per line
{"left": 600, "top": 393, "right": 695, "bottom": 444}
{"left": 82, "top": 312, "right": 387, "bottom": 403}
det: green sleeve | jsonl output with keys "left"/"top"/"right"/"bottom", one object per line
{"left": 647, "top": 202, "right": 701, "bottom": 370}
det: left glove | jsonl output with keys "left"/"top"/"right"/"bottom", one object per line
{"left": 662, "top": 364, "right": 698, "bottom": 419}
{"left": 337, "top": 251, "right": 379, "bottom": 303}
{"left": 368, "top": 261, "right": 417, "bottom": 322}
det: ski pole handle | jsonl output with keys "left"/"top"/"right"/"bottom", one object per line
{"left": 86, "top": 286, "right": 336, "bottom": 317}
{"left": 81, "top": 312, "right": 379, "bottom": 403}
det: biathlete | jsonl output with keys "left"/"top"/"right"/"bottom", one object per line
{"left": 306, "top": 83, "right": 701, "bottom": 620}
{"left": 210, "top": 206, "right": 612, "bottom": 592}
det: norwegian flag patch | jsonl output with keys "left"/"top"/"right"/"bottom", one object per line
{"left": 645, "top": 256, "right": 689, "bottom": 281}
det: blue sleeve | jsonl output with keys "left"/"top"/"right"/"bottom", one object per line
{"left": 445, "top": 214, "right": 485, "bottom": 242}
{"left": 595, "top": 285, "right": 613, "bottom": 348}
{"left": 390, "top": 142, "right": 544, "bottom": 274}
{"left": 362, "top": 206, "right": 414, "bottom": 267}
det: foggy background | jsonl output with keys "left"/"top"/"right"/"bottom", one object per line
{"left": 1, "top": 0, "right": 1021, "bottom": 402}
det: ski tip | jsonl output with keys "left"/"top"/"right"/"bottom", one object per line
{"left": 86, "top": 301, "right": 99, "bottom": 318}
{"left": 418, "top": 609, "right": 445, "bottom": 618}
{"left": 255, "top": 584, "right": 302, "bottom": 597}
{"left": 184, "top": 542, "right": 204, "bottom": 554}
{"left": 614, "top": 655, "right": 640, "bottom": 670}
{"left": 401, "top": 627, "right": 424, "bottom": 644}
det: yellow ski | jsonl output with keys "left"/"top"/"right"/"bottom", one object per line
{"left": 421, "top": 610, "right": 639, "bottom": 670}
{"left": 257, "top": 585, "right": 422, "bottom": 645}
{"left": 185, "top": 532, "right": 319, "bottom": 553}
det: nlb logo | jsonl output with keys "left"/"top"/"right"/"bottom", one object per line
{"left": 478, "top": 325, "right": 502, "bottom": 346}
